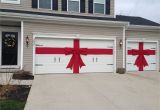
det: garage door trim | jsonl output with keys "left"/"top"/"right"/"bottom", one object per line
{"left": 126, "top": 40, "right": 159, "bottom": 72}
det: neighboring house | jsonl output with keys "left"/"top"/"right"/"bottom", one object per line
{"left": 0, "top": 0, "right": 159, "bottom": 74}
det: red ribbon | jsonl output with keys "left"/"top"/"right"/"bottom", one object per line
{"left": 36, "top": 39, "right": 113, "bottom": 73}
{"left": 128, "top": 42, "right": 155, "bottom": 71}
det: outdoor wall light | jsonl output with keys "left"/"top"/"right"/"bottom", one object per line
{"left": 119, "top": 39, "right": 123, "bottom": 49}
{"left": 26, "top": 36, "right": 29, "bottom": 47}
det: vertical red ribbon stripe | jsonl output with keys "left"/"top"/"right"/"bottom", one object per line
{"left": 128, "top": 42, "right": 155, "bottom": 71}
{"left": 36, "top": 39, "right": 113, "bottom": 73}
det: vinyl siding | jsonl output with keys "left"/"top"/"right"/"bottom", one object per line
{"left": 23, "top": 21, "right": 123, "bottom": 72}
{"left": 126, "top": 30, "right": 160, "bottom": 70}
{"left": 0, "top": 0, "right": 115, "bottom": 18}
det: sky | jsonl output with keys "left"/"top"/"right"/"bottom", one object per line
{"left": 115, "top": 0, "right": 160, "bottom": 24}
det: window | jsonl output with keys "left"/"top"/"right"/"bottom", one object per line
{"left": 68, "top": 0, "right": 80, "bottom": 12}
{"left": 1, "top": 0, "right": 20, "bottom": 4}
{"left": 94, "top": 0, "right": 105, "bottom": 14}
{"left": 38, "top": 0, "right": 52, "bottom": 9}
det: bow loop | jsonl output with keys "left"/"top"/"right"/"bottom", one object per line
{"left": 65, "top": 47, "right": 88, "bottom": 72}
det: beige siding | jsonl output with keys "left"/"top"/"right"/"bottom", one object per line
{"left": 23, "top": 21, "right": 123, "bottom": 72}
{"left": 126, "top": 30, "right": 160, "bottom": 70}
{"left": 0, "top": 0, "right": 115, "bottom": 18}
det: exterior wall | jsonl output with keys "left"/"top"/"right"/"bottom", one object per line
{"left": 0, "top": 0, "right": 115, "bottom": 18}
{"left": 23, "top": 21, "right": 123, "bottom": 73}
{"left": 126, "top": 30, "right": 160, "bottom": 70}
{"left": 0, "top": 25, "right": 21, "bottom": 72}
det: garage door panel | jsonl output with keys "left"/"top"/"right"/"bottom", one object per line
{"left": 35, "top": 54, "right": 72, "bottom": 74}
{"left": 36, "top": 38, "right": 73, "bottom": 47}
{"left": 80, "top": 39, "right": 114, "bottom": 48}
{"left": 126, "top": 55, "right": 138, "bottom": 71}
{"left": 144, "top": 42, "right": 157, "bottom": 50}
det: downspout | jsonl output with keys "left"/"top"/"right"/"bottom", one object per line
{"left": 20, "top": 21, "right": 24, "bottom": 70}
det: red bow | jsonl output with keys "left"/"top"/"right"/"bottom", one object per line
{"left": 64, "top": 47, "right": 88, "bottom": 72}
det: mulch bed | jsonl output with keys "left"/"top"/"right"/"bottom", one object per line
{"left": 0, "top": 85, "right": 31, "bottom": 101}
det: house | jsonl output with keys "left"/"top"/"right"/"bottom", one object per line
{"left": 0, "top": 0, "right": 159, "bottom": 74}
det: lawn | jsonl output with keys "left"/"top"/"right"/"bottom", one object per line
{"left": 0, "top": 99, "right": 25, "bottom": 110}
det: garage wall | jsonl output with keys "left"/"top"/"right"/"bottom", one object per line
{"left": 23, "top": 21, "right": 124, "bottom": 72}
{"left": 126, "top": 30, "right": 160, "bottom": 70}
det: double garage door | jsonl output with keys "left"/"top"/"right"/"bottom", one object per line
{"left": 35, "top": 38, "right": 115, "bottom": 74}
{"left": 126, "top": 41, "right": 158, "bottom": 71}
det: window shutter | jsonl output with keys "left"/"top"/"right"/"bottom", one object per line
{"left": 80, "top": 0, "right": 85, "bottom": 13}
{"left": 105, "top": 0, "right": 110, "bottom": 14}
{"left": 52, "top": 0, "right": 58, "bottom": 10}
{"left": 88, "top": 0, "right": 93, "bottom": 13}
{"left": 62, "top": 0, "right": 67, "bottom": 11}
{"left": 32, "top": 0, "right": 38, "bottom": 8}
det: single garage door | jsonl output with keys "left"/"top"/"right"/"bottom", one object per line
{"left": 126, "top": 41, "right": 157, "bottom": 71}
{"left": 34, "top": 38, "right": 115, "bottom": 74}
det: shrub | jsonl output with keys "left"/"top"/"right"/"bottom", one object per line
{"left": 12, "top": 70, "right": 34, "bottom": 80}
{"left": 116, "top": 68, "right": 126, "bottom": 74}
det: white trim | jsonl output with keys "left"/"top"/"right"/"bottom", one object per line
{"left": 20, "top": 21, "right": 24, "bottom": 70}
{"left": 0, "top": 27, "right": 1, "bottom": 66}
{"left": 127, "top": 25, "right": 160, "bottom": 31}
{"left": 32, "top": 33, "right": 117, "bottom": 74}
{"left": 67, "top": 0, "right": 80, "bottom": 13}
{"left": 122, "top": 27, "right": 126, "bottom": 68}
{"left": 126, "top": 39, "right": 159, "bottom": 72}
{"left": 32, "top": 35, "right": 36, "bottom": 75}
{"left": 32, "top": 32, "right": 117, "bottom": 40}
{"left": 114, "top": 37, "right": 117, "bottom": 73}
{"left": 1, "top": 0, "right": 20, "bottom": 4}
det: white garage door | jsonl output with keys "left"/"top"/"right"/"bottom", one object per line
{"left": 126, "top": 41, "right": 157, "bottom": 72}
{"left": 34, "top": 38, "right": 115, "bottom": 74}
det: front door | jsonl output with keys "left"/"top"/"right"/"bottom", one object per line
{"left": 2, "top": 32, "right": 18, "bottom": 65}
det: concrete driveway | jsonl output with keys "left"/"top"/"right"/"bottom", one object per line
{"left": 25, "top": 72, "right": 160, "bottom": 110}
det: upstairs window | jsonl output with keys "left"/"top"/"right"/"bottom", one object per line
{"left": 38, "top": 0, "right": 52, "bottom": 9}
{"left": 94, "top": 0, "right": 105, "bottom": 14}
{"left": 32, "top": 0, "right": 58, "bottom": 10}
{"left": 1, "top": 0, "right": 20, "bottom": 4}
{"left": 68, "top": 0, "right": 80, "bottom": 12}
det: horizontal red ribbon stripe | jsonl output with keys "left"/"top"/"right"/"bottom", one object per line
{"left": 128, "top": 50, "right": 155, "bottom": 55}
{"left": 36, "top": 47, "right": 113, "bottom": 55}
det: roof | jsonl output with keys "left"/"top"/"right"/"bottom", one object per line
{"left": 116, "top": 15, "right": 160, "bottom": 26}
{"left": 0, "top": 9, "right": 160, "bottom": 27}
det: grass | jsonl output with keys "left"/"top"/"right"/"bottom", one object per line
{"left": 0, "top": 99, "right": 25, "bottom": 110}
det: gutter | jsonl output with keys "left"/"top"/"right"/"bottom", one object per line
{"left": 0, "top": 10, "right": 129, "bottom": 28}
{"left": 127, "top": 25, "right": 160, "bottom": 31}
